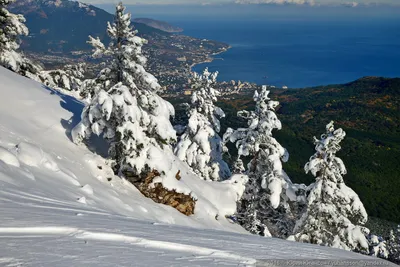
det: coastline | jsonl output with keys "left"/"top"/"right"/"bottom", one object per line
{"left": 189, "top": 45, "right": 232, "bottom": 73}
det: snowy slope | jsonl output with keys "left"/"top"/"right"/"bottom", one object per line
{"left": 0, "top": 67, "right": 389, "bottom": 266}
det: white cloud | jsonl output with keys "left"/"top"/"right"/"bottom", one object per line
{"left": 84, "top": 0, "right": 399, "bottom": 7}
{"left": 233, "top": 0, "right": 389, "bottom": 7}
{"left": 342, "top": 1, "right": 359, "bottom": 7}
{"left": 235, "top": 0, "right": 316, "bottom": 5}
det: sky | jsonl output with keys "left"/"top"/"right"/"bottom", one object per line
{"left": 85, "top": 0, "right": 400, "bottom": 6}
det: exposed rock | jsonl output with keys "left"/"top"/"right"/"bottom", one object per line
{"left": 175, "top": 170, "right": 181, "bottom": 181}
{"left": 124, "top": 169, "right": 196, "bottom": 216}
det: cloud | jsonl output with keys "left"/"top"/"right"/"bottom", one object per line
{"left": 85, "top": 0, "right": 399, "bottom": 7}
{"left": 235, "top": 0, "right": 316, "bottom": 5}
{"left": 342, "top": 1, "right": 359, "bottom": 7}
{"left": 234, "top": 0, "right": 367, "bottom": 7}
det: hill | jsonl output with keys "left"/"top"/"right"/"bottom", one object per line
{"left": 134, "top": 18, "right": 183, "bottom": 33}
{"left": 213, "top": 77, "right": 400, "bottom": 223}
{"left": 0, "top": 67, "right": 385, "bottom": 266}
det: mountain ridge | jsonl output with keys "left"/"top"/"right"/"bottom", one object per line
{"left": 133, "top": 18, "right": 183, "bottom": 33}
{"left": 9, "top": 0, "right": 168, "bottom": 53}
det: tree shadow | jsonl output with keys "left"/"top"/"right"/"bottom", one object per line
{"left": 41, "top": 85, "right": 109, "bottom": 158}
{"left": 41, "top": 85, "right": 82, "bottom": 139}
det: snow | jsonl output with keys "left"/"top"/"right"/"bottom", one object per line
{"left": 0, "top": 67, "right": 238, "bottom": 228}
{"left": 0, "top": 1, "right": 41, "bottom": 79}
{"left": 38, "top": 63, "right": 85, "bottom": 92}
{"left": 81, "top": 184, "right": 94, "bottom": 195}
{"left": 174, "top": 69, "right": 231, "bottom": 181}
{"left": 0, "top": 146, "right": 20, "bottom": 167}
{"left": 16, "top": 142, "right": 60, "bottom": 171}
{"left": 293, "top": 122, "right": 370, "bottom": 252}
{"left": 0, "top": 67, "right": 389, "bottom": 266}
{"left": 224, "top": 88, "right": 305, "bottom": 237}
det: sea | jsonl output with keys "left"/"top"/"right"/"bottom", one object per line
{"left": 114, "top": 4, "right": 400, "bottom": 88}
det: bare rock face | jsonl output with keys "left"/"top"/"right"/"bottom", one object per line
{"left": 124, "top": 169, "right": 196, "bottom": 216}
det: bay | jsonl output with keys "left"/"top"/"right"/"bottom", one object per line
{"left": 121, "top": 4, "right": 400, "bottom": 88}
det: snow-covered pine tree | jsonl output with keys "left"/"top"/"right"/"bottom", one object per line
{"left": 232, "top": 158, "right": 245, "bottom": 174}
{"left": 0, "top": 0, "right": 40, "bottom": 78}
{"left": 174, "top": 68, "right": 231, "bottom": 181}
{"left": 224, "top": 88, "right": 306, "bottom": 237}
{"left": 292, "top": 121, "right": 369, "bottom": 252}
{"left": 79, "top": 3, "right": 160, "bottom": 100}
{"left": 39, "top": 63, "right": 85, "bottom": 91}
{"left": 387, "top": 226, "right": 400, "bottom": 264}
{"left": 71, "top": 2, "right": 175, "bottom": 177}
{"left": 64, "top": 63, "right": 86, "bottom": 82}
{"left": 367, "top": 234, "right": 389, "bottom": 259}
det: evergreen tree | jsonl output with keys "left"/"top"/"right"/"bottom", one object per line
{"left": 367, "top": 234, "right": 389, "bottom": 259}
{"left": 174, "top": 68, "right": 231, "bottom": 181}
{"left": 224, "top": 88, "right": 306, "bottom": 237}
{"left": 0, "top": 0, "right": 40, "bottom": 78}
{"left": 387, "top": 226, "right": 400, "bottom": 264}
{"left": 72, "top": 2, "right": 175, "bottom": 176}
{"left": 39, "top": 63, "right": 85, "bottom": 91}
{"left": 79, "top": 3, "right": 160, "bottom": 99}
{"left": 292, "top": 121, "right": 369, "bottom": 252}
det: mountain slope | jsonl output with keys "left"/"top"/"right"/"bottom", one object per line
{"left": 9, "top": 0, "right": 167, "bottom": 53}
{"left": 0, "top": 66, "right": 245, "bottom": 230}
{"left": 133, "top": 18, "right": 183, "bottom": 33}
{"left": 0, "top": 68, "right": 387, "bottom": 266}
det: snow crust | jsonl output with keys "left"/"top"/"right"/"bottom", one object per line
{"left": 0, "top": 67, "right": 385, "bottom": 265}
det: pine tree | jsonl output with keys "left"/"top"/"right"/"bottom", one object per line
{"left": 367, "top": 234, "right": 389, "bottom": 259}
{"left": 224, "top": 88, "right": 306, "bottom": 237}
{"left": 72, "top": 2, "right": 175, "bottom": 176}
{"left": 292, "top": 121, "right": 369, "bottom": 252}
{"left": 0, "top": 0, "right": 40, "bottom": 77}
{"left": 79, "top": 3, "right": 160, "bottom": 99}
{"left": 174, "top": 68, "right": 231, "bottom": 181}
{"left": 387, "top": 226, "right": 400, "bottom": 264}
{"left": 39, "top": 63, "right": 85, "bottom": 91}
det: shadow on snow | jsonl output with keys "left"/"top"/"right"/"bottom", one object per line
{"left": 41, "top": 85, "right": 109, "bottom": 158}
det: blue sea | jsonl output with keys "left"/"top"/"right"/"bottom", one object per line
{"left": 107, "top": 4, "right": 400, "bottom": 88}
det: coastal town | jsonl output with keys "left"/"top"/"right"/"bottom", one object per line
{"left": 25, "top": 31, "right": 266, "bottom": 95}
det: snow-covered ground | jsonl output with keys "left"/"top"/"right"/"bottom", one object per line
{"left": 0, "top": 67, "right": 390, "bottom": 266}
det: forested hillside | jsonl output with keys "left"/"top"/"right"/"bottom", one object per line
{"left": 170, "top": 77, "right": 400, "bottom": 223}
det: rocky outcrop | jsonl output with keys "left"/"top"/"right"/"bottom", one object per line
{"left": 125, "top": 170, "right": 196, "bottom": 216}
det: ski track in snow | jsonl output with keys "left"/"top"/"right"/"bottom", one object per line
{"left": 0, "top": 227, "right": 256, "bottom": 265}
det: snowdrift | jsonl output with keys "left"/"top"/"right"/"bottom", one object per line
{"left": 0, "top": 67, "right": 387, "bottom": 266}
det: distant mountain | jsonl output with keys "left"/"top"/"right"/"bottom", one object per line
{"left": 9, "top": 0, "right": 168, "bottom": 53}
{"left": 9, "top": 0, "right": 230, "bottom": 92}
{"left": 133, "top": 18, "right": 183, "bottom": 33}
